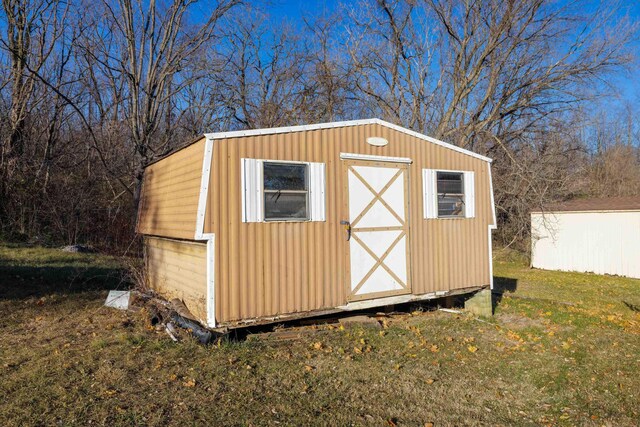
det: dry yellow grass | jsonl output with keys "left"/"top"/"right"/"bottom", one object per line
{"left": 1, "top": 244, "right": 639, "bottom": 426}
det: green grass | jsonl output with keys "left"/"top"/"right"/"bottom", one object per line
{"left": 1, "top": 244, "right": 639, "bottom": 426}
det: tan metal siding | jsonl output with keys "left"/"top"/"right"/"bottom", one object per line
{"left": 210, "top": 123, "right": 493, "bottom": 324}
{"left": 144, "top": 237, "right": 208, "bottom": 321}
{"left": 137, "top": 139, "right": 205, "bottom": 239}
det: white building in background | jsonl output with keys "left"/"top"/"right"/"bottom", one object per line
{"left": 531, "top": 197, "right": 640, "bottom": 279}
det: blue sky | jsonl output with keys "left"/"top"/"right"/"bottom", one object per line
{"left": 268, "top": 0, "right": 340, "bottom": 21}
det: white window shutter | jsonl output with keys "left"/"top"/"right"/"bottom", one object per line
{"left": 464, "top": 171, "right": 475, "bottom": 218}
{"left": 423, "top": 169, "right": 437, "bottom": 219}
{"left": 241, "top": 158, "right": 263, "bottom": 222}
{"left": 309, "top": 162, "right": 326, "bottom": 221}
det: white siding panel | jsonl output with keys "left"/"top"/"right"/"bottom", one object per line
{"left": 531, "top": 212, "right": 640, "bottom": 279}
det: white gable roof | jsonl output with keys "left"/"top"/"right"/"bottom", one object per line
{"left": 204, "top": 118, "right": 492, "bottom": 163}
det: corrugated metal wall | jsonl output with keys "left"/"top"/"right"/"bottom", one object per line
{"left": 208, "top": 123, "right": 494, "bottom": 323}
{"left": 531, "top": 212, "right": 640, "bottom": 278}
{"left": 145, "top": 237, "right": 208, "bottom": 321}
{"left": 137, "top": 139, "right": 205, "bottom": 239}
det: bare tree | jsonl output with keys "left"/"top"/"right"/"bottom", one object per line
{"left": 0, "top": 0, "right": 68, "bottom": 188}
{"left": 302, "top": 13, "right": 358, "bottom": 122}
{"left": 345, "top": 0, "right": 438, "bottom": 131}
{"left": 217, "top": 10, "right": 310, "bottom": 129}
{"left": 0, "top": 0, "right": 637, "bottom": 252}
{"left": 80, "top": 0, "right": 240, "bottom": 208}
{"left": 585, "top": 106, "right": 640, "bottom": 197}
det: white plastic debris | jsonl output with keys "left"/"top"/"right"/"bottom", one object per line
{"left": 165, "top": 322, "right": 179, "bottom": 342}
{"left": 104, "top": 290, "right": 131, "bottom": 310}
{"left": 438, "top": 308, "right": 463, "bottom": 314}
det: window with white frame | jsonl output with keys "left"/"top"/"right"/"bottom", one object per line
{"left": 423, "top": 169, "right": 475, "bottom": 219}
{"left": 263, "top": 162, "right": 309, "bottom": 220}
{"left": 436, "top": 171, "right": 465, "bottom": 217}
{"left": 241, "top": 158, "right": 326, "bottom": 223}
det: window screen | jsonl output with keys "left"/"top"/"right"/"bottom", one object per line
{"left": 263, "top": 162, "right": 309, "bottom": 220}
{"left": 436, "top": 172, "right": 465, "bottom": 217}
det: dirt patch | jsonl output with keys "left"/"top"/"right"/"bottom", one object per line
{"left": 496, "top": 313, "right": 547, "bottom": 330}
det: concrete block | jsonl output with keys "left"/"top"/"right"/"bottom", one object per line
{"left": 464, "top": 289, "right": 493, "bottom": 317}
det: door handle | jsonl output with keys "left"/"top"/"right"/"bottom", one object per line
{"left": 340, "top": 220, "right": 351, "bottom": 241}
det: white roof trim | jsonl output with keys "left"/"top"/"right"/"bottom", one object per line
{"left": 204, "top": 118, "right": 492, "bottom": 163}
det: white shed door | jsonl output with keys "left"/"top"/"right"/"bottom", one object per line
{"left": 344, "top": 160, "right": 411, "bottom": 301}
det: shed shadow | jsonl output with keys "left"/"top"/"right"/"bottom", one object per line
{"left": 492, "top": 276, "right": 518, "bottom": 310}
{"left": 0, "top": 257, "right": 127, "bottom": 301}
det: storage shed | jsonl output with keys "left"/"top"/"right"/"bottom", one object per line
{"left": 531, "top": 197, "right": 640, "bottom": 279}
{"left": 136, "top": 119, "right": 497, "bottom": 329}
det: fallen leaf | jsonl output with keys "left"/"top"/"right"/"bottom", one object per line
{"left": 467, "top": 345, "right": 478, "bottom": 353}
{"left": 182, "top": 379, "right": 196, "bottom": 387}
{"left": 426, "top": 378, "right": 435, "bottom": 385}
{"left": 303, "top": 365, "right": 315, "bottom": 372}
{"left": 312, "top": 342, "right": 323, "bottom": 350}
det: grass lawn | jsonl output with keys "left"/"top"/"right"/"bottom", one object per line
{"left": 1, "top": 245, "right": 639, "bottom": 426}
